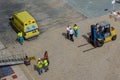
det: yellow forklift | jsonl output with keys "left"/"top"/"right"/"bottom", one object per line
{"left": 89, "top": 21, "right": 117, "bottom": 47}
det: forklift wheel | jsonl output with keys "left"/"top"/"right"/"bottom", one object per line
{"left": 112, "top": 35, "right": 117, "bottom": 41}
{"left": 97, "top": 40, "right": 104, "bottom": 47}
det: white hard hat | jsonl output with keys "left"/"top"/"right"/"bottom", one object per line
{"left": 38, "top": 58, "right": 41, "bottom": 60}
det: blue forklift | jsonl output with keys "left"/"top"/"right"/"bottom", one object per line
{"left": 89, "top": 21, "right": 117, "bottom": 47}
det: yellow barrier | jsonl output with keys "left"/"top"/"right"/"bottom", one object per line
{"left": 29, "top": 56, "right": 36, "bottom": 61}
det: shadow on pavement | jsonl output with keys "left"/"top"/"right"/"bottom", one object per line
{"left": 62, "top": 32, "right": 67, "bottom": 39}
{"left": 82, "top": 35, "right": 89, "bottom": 42}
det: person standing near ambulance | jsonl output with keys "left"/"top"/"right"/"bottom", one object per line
{"left": 17, "top": 32, "right": 24, "bottom": 45}
{"left": 73, "top": 24, "right": 78, "bottom": 37}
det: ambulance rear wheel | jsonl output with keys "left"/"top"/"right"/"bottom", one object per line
{"left": 112, "top": 35, "right": 117, "bottom": 41}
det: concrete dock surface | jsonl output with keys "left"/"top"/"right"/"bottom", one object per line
{"left": 0, "top": 0, "right": 120, "bottom": 80}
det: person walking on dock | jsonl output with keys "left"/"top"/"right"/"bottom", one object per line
{"left": 43, "top": 58, "right": 49, "bottom": 72}
{"left": 44, "top": 51, "right": 49, "bottom": 65}
{"left": 73, "top": 24, "right": 78, "bottom": 37}
{"left": 24, "top": 56, "right": 30, "bottom": 66}
{"left": 37, "top": 58, "right": 43, "bottom": 75}
{"left": 66, "top": 25, "right": 71, "bottom": 39}
{"left": 69, "top": 28, "right": 74, "bottom": 42}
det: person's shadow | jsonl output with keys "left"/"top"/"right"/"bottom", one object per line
{"left": 62, "top": 32, "right": 67, "bottom": 39}
{"left": 34, "top": 64, "right": 37, "bottom": 71}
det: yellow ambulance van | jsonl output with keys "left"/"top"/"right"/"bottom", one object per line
{"left": 9, "top": 11, "right": 40, "bottom": 39}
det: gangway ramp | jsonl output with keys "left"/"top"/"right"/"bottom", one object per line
{"left": 0, "top": 53, "right": 25, "bottom": 66}
{"left": 0, "top": 41, "right": 25, "bottom": 66}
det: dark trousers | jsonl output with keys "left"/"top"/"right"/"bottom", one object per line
{"left": 24, "top": 60, "right": 30, "bottom": 66}
{"left": 44, "top": 66, "right": 49, "bottom": 72}
{"left": 70, "top": 34, "right": 74, "bottom": 41}
{"left": 38, "top": 68, "right": 43, "bottom": 75}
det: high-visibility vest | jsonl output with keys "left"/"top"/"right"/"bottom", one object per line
{"left": 37, "top": 61, "right": 42, "bottom": 68}
{"left": 44, "top": 60, "right": 48, "bottom": 66}
{"left": 73, "top": 26, "right": 78, "bottom": 30}
{"left": 17, "top": 32, "right": 23, "bottom": 37}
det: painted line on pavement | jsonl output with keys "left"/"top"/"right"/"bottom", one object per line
{"left": 21, "top": 64, "right": 35, "bottom": 80}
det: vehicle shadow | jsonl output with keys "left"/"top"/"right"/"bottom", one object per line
{"left": 9, "top": 22, "right": 18, "bottom": 33}
{"left": 82, "top": 32, "right": 91, "bottom": 42}
{"left": 82, "top": 35, "right": 89, "bottom": 42}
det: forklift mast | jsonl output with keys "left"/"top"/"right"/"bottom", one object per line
{"left": 91, "top": 25, "right": 97, "bottom": 43}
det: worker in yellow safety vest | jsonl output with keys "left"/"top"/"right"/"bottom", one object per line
{"left": 37, "top": 58, "right": 43, "bottom": 75}
{"left": 73, "top": 24, "right": 78, "bottom": 37}
{"left": 17, "top": 32, "right": 24, "bottom": 45}
{"left": 43, "top": 59, "right": 49, "bottom": 72}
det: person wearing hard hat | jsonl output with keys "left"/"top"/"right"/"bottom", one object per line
{"left": 17, "top": 32, "right": 24, "bottom": 45}
{"left": 73, "top": 24, "right": 78, "bottom": 37}
{"left": 37, "top": 58, "right": 43, "bottom": 75}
